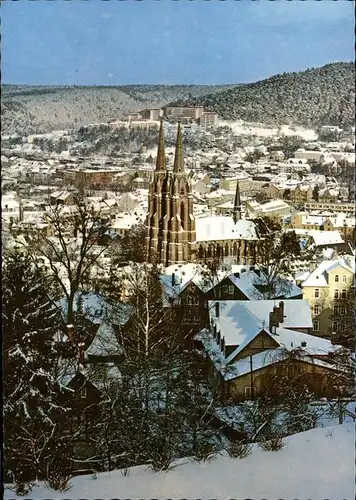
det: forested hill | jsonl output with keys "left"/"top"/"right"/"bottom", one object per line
{"left": 173, "top": 62, "right": 355, "bottom": 128}
{"left": 1, "top": 84, "right": 230, "bottom": 135}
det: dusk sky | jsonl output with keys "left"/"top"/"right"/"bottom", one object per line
{"left": 2, "top": 0, "right": 354, "bottom": 86}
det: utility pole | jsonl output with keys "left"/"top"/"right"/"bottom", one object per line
{"left": 250, "top": 354, "right": 254, "bottom": 400}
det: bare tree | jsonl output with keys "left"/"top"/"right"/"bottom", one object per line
{"left": 25, "top": 197, "right": 112, "bottom": 327}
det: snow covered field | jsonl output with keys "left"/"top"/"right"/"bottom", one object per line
{"left": 5, "top": 424, "right": 354, "bottom": 500}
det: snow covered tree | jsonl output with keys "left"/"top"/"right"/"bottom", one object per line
{"left": 255, "top": 217, "right": 301, "bottom": 298}
{"left": 3, "top": 251, "right": 72, "bottom": 492}
{"left": 95, "top": 262, "right": 220, "bottom": 469}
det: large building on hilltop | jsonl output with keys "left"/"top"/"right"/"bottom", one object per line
{"left": 146, "top": 122, "right": 260, "bottom": 267}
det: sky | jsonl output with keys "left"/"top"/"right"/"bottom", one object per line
{"left": 1, "top": 0, "right": 354, "bottom": 86}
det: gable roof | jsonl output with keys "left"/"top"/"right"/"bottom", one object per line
{"left": 86, "top": 323, "right": 123, "bottom": 357}
{"left": 302, "top": 258, "right": 354, "bottom": 288}
{"left": 197, "top": 328, "right": 337, "bottom": 382}
{"left": 196, "top": 216, "right": 259, "bottom": 242}
{"left": 57, "top": 292, "right": 133, "bottom": 326}
{"left": 208, "top": 299, "right": 313, "bottom": 346}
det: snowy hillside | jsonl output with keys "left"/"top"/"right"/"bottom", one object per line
{"left": 5, "top": 424, "right": 354, "bottom": 500}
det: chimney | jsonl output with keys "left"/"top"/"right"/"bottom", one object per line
{"left": 19, "top": 200, "right": 24, "bottom": 222}
{"left": 67, "top": 324, "right": 75, "bottom": 346}
{"left": 309, "top": 261, "right": 317, "bottom": 273}
{"left": 269, "top": 312, "right": 277, "bottom": 335}
{"left": 215, "top": 302, "right": 220, "bottom": 318}
{"left": 78, "top": 342, "right": 85, "bottom": 364}
{"left": 279, "top": 301, "right": 285, "bottom": 323}
{"left": 220, "top": 336, "right": 225, "bottom": 355}
{"left": 172, "top": 272, "right": 176, "bottom": 286}
{"left": 213, "top": 324, "right": 217, "bottom": 338}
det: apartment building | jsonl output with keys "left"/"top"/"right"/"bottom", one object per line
{"left": 63, "top": 168, "right": 123, "bottom": 190}
{"left": 304, "top": 201, "right": 355, "bottom": 215}
{"left": 290, "top": 212, "right": 355, "bottom": 241}
{"left": 199, "top": 112, "right": 218, "bottom": 128}
{"left": 164, "top": 106, "right": 205, "bottom": 120}
{"left": 300, "top": 257, "right": 355, "bottom": 339}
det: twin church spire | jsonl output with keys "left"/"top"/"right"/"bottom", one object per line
{"left": 155, "top": 120, "right": 185, "bottom": 173}
{"left": 146, "top": 121, "right": 196, "bottom": 266}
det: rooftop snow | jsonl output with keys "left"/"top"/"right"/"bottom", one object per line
{"left": 196, "top": 217, "right": 259, "bottom": 242}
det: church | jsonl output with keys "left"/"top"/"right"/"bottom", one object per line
{"left": 146, "top": 122, "right": 260, "bottom": 267}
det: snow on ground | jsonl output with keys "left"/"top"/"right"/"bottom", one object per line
{"left": 5, "top": 424, "right": 354, "bottom": 500}
{"left": 218, "top": 119, "right": 318, "bottom": 141}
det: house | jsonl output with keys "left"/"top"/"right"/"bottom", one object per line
{"left": 160, "top": 264, "right": 302, "bottom": 337}
{"left": 299, "top": 257, "right": 355, "bottom": 339}
{"left": 246, "top": 199, "right": 294, "bottom": 221}
{"left": 197, "top": 299, "right": 341, "bottom": 402}
{"left": 50, "top": 191, "right": 76, "bottom": 205}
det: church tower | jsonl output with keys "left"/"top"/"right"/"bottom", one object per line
{"left": 232, "top": 180, "right": 241, "bottom": 224}
{"left": 146, "top": 122, "right": 196, "bottom": 266}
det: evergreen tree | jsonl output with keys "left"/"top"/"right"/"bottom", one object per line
{"left": 3, "top": 252, "right": 71, "bottom": 492}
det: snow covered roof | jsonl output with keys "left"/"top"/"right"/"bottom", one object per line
{"left": 301, "top": 258, "right": 354, "bottom": 288}
{"left": 196, "top": 217, "right": 259, "bottom": 242}
{"left": 228, "top": 272, "right": 302, "bottom": 300}
{"left": 81, "top": 362, "right": 122, "bottom": 390}
{"left": 207, "top": 299, "right": 313, "bottom": 347}
{"left": 309, "top": 230, "right": 344, "bottom": 247}
{"left": 57, "top": 292, "right": 133, "bottom": 326}
{"left": 198, "top": 328, "right": 336, "bottom": 382}
{"left": 161, "top": 263, "right": 227, "bottom": 300}
{"left": 86, "top": 323, "right": 123, "bottom": 357}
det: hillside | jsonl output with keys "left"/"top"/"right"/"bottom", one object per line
{"left": 1, "top": 84, "right": 229, "bottom": 135}
{"left": 178, "top": 62, "right": 355, "bottom": 128}
{"left": 4, "top": 424, "right": 354, "bottom": 500}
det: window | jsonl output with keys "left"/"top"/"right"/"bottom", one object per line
{"left": 228, "top": 285, "right": 234, "bottom": 295}
{"left": 80, "top": 387, "right": 87, "bottom": 399}
{"left": 314, "top": 289, "right": 320, "bottom": 298}
{"left": 333, "top": 305, "right": 339, "bottom": 316}
{"left": 342, "top": 275, "right": 347, "bottom": 283}
{"left": 313, "top": 320, "right": 320, "bottom": 332}
{"left": 341, "top": 289, "right": 347, "bottom": 299}
{"left": 313, "top": 305, "right": 320, "bottom": 315}
{"left": 244, "top": 386, "right": 252, "bottom": 399}
{"left": 340, "top": 306, "right": 346, "bottom": 316}
{"left": 334, "top": 289, "right": 339, "bottom": 299}
{"left": 332, "top": 321, "right": 339, "bottom": 333}
{"left": 334, "top": 275, "right": 339, "bottom": 283}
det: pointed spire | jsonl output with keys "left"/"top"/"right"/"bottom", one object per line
{"left": 233, "top": 180, "right": 241, "bottom": 224}
{"left": 155, "top": 119, "right": 166, "bottom": 171}
{"left": 173, "top": 122, "right": 185, "bottom": 173}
